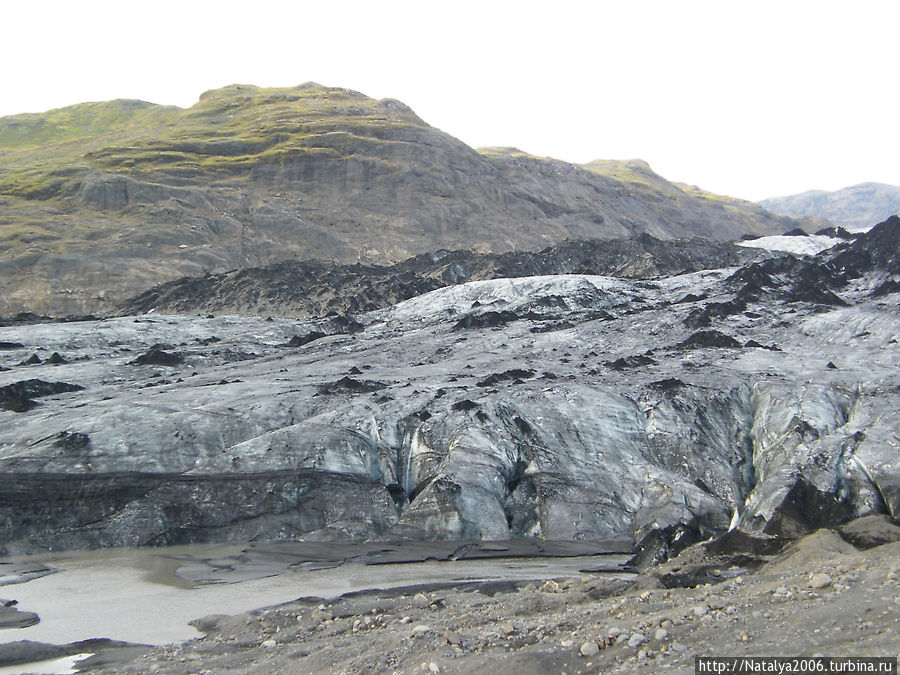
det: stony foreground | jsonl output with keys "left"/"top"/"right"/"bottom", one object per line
{"left": 86, "top": 526, "right": 900, "bottom": 675}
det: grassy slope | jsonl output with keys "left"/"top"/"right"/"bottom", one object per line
{"left": 584, "top": 158, "right": 752, "bottom": 210}
{"left": 0, "top": 84, "right": 427, "bottom": 274}
{"left": 479, "top": 152, "right": 763, "bottom": 218}
{"left": 1, "top": 86, "right": 782, "bottom": 224}
{"left": 0, "top": 85, "right": 810, "bottom": 315}
{"left": 582, "top": 158, "right": 793, "bottom": 232}
{"left": 0, "top": 83, "right": 423, "bottom": 199}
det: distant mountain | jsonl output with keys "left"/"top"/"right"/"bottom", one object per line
{"left": 759, "top": 182, "right": 900, "bottom": 230}
{"left": 0, "top": 83, "right": 814, "bottom": 316}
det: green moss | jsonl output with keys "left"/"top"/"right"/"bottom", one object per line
{"left": 0, "top": 224, "right": 58, "bottom": 244}
{"left": 0, "top": 84, "right": 423, "bottom": 198}
{"left": 582, "top": 159, "right": 665, "bottom": 189}
{"left": 0, "top": 168, "right": 73, "bottom": 200}
{"left": 477, "top": 146, "right": 539, "bottom": 159}
{"left": 0, "top": 100, "right": 178, "bottom": 150}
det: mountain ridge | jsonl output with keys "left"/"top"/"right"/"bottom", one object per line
{"left": 1, "top": 83, "right": 819, "bottom": 316}
{"left": 759, "top": 182, "right": 900, "bottom": 230}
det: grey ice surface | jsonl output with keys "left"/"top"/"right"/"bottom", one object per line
{"left": 0, "top": 261, "right": 898, "bottom": 555}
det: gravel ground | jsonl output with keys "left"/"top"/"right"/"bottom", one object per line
{"left": 92, "top": 529, "right": 900, "bottom": 675}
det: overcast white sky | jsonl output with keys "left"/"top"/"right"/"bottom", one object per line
{"left": 2, "top": 0, "right": 898, "bottom": 201}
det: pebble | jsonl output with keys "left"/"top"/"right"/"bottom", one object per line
{"left": 499, "top": 622, "right": 516, "bottom": 636}
{"left": 810, "top": 573, "right": 833, "bottom": 589}
{"left": 692, "top": 605, "right": 708, "bottom": 617}
{"left": 413, "top": 593, "right": 431, "bottom": 608}
{"left": 399, "top": 616, "right": 413, "bottom": 624}
{"left": 539, "top": 580, "right": 560, "bottom": 593}
{"left": 260, "top": 639, "right": 277, "bottom": 648}
{"left": 428, "top": 663, "right": 440, "bottom": 674}
{"left": 580, "top": 640, "right": 600, "bottom": 657}
{"left": 310, "top": 609, "right": 333, "bottom": 623}
{"left": 444, "top": 630, "right": 462, "bottom": 646}
{"left": 411, "top": 624, "right": 432, "bottom": 637}
{"left": 655, "top": 628, "right": 669, "bottom": 641}
{"left": 628, "top": 632, "right": 647, "bottom": 648}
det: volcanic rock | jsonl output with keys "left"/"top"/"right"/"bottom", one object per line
{"left": 453, "top": 311, "right": 521, "bottom": 331}
{"left": 476, "top": 370, "right": 535, "bottom": 387}
{"left": 676, "top": 330, "right": 742, "bottom": 349}
{"left": 285, "top": 331, "right": 327, "bottom": 347}
{"left": 128, "top": 346, "right": 184, "bottom": 366}
{"left": 118, "top": 235, "right": 763, "bottom": 320}
{"left": 0, "top": 379, "right": 84, "bottom": 413}
{"left": 317, "top": 377, "right": 387, "bottom": 395}
{"left": 838, "top": 514, "right": 900, "bottom": 549}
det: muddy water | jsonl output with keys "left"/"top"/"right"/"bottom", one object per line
{"left": 0, "top": 653, "right": 93, "bottom": 675}
{"left": 0, "top": 543, "right": 630, "bottom": 647}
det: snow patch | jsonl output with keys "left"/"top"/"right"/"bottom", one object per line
{"left": 377, "top": 270, "right": 734, "bottom": 325}
{"left": 737, "top": 235, "right": 841, "bottom": 256}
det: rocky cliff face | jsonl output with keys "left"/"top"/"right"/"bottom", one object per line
{"left": 0, "top": 218, "right": 897, "bottom": 556}
{"left": 0, "top": 84, "right": 814, "bottom": 317}
{"left": 759, "top": 182, "right": 900, "bottom": 230}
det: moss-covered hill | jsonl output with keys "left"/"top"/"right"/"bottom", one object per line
{"left": 0, "top": 84, "right": 427, "bottom": 198}
{"left": 0, "top": 83, "right": 815, "bottom": 315}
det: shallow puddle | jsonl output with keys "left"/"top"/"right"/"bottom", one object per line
{"left": 0, "top": 542, "right": 630, "bottom": 647}
{"left": 0, "top": 653, "right": 93, "bottom": 675}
